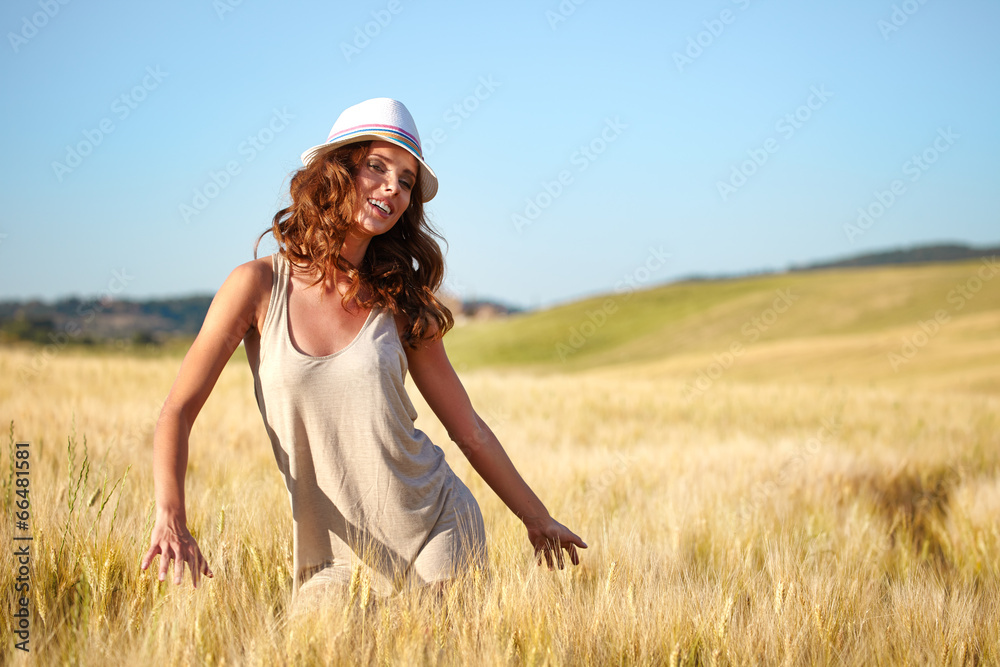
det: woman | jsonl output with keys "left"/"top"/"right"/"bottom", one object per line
{"left": 141, "top": 98, "right": 586, "bottom": 600}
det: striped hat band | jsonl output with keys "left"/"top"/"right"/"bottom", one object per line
{"left": 327, "top": 124, "right": 422, "bottom": 158}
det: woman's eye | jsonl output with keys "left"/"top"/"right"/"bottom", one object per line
{"left": 401, "top": 180, "right": 413, "bottom": 191}
{"left": 368, "top": 161, "right": 384, "bottom": 172}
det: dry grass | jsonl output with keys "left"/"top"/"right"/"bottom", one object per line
{"left": 1, "top": 343, "right": 998, "bottom": 665}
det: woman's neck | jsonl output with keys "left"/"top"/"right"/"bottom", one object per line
{"left": 340, "top": 229, "right": 371, "bottom": 267}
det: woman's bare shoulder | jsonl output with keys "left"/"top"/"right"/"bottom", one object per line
{"left": 231, "top": 255, "right": 274, "bottom": 289}
{"left": 222, "top": 255, "right": 275, "bottom": 334}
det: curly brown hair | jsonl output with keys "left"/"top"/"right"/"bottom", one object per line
{"left": 255, "top": 141, "right": 453, "bottom": 349}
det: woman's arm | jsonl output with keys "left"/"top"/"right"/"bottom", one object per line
{"left": 140, "top": 259, "right": 269, "bottom": 586}
{"left": 404, "top": 330, "right": 587, "bottom": 569}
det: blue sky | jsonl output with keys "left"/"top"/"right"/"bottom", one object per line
{"left": 2, "top": 0, "right": 998, "bottom": 309}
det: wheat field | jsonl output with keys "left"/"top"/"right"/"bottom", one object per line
{"left": 1, "top": 277, "right": 999, "bottom": 664}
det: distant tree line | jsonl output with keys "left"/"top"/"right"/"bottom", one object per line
{"left": 0, "top": 296, "right": 213, "bottom": 346}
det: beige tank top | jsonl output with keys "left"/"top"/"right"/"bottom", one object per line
{"left": 249, "top": 253, "right": 455, "bottom": 597}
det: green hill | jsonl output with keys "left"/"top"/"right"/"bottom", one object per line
{"left": 444, "top": 259, "right": 1000, "bottom": 393}
{"left": 792, "top": 243, "right": 1000, "bottom": 271}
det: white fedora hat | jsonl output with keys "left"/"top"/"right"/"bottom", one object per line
{"left": 300, "top": 97, "right": 438, "bottom": 202}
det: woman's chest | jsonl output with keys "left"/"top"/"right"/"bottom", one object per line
{"left": 286, "top": 282, "right": 375, "bottom": 358}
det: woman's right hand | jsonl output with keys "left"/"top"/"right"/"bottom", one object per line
{"left": 141, "top": 512, "right": 213, "bottom": 587}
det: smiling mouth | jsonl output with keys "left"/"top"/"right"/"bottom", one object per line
{"left": 368, "top": 198, "right": 391, "bottom": 215}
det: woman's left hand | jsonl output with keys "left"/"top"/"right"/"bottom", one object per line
{"left": 524, "top": 515, "right": 588, "bottom": 569}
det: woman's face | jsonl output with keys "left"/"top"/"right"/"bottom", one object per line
{"left": 352, "top": 140, "right": 419, "bottom": 237}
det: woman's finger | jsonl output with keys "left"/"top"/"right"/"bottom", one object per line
{"left": 191, "top": 553, "right": 201, "bottom": 588}
{"left": 173, "top": 549, "right": 185, "bottom": 584}
{"left": 141, "top": 544, "right": 161, "bottom": 571}
{"left": 192, "top": 552, "right": 212, "bottom": 587}
{"left": 158, "top": 547, "right": 172, "bottom": 582}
